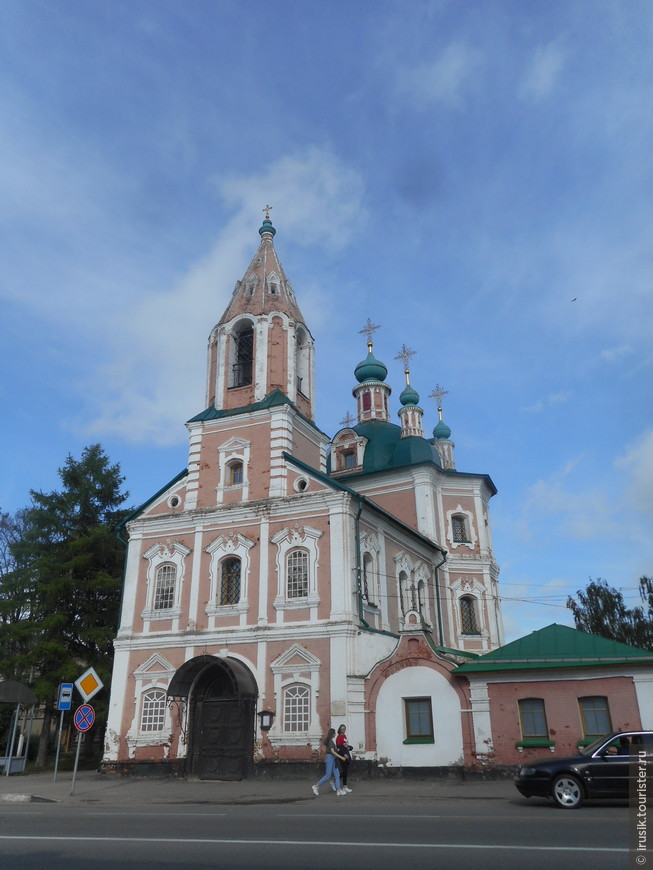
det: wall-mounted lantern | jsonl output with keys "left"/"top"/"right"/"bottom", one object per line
{"left": 257, "top": 710, "right": 275, "bottom": 732}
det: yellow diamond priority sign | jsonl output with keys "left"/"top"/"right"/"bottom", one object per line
{"left": 74, "top": 667, "right": 103, "bottom": 702}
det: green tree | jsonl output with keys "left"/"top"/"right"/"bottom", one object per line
{"left": 11, "top": 445, "right": 130, "bottom": 766}
{"left": 566, "top": 577, "right": 653, "bottom": 651}
{"left": 0, "top": 509, "right": 33, "bottom": 679}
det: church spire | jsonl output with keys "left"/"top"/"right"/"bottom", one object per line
{"left": 352, "top": 319, "right": 391, "bottom": 423}
{"left": 395, "top": 344, "right": 424, "bottom": 438}
{"left": 205, "top": 214, "right": 315, "bottom": 419}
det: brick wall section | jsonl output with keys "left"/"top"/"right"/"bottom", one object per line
{"left": 488, "top": 674, "right": 642, "bottom": 765}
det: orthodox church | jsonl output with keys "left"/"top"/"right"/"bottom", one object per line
{"left": 103, "top": 215, "right": 504, "bottom": 778}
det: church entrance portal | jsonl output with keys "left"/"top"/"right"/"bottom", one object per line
{"left": 168, "top": 656, "right": 257, "bottom": 781}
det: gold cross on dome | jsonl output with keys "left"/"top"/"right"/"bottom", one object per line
{"left": 262, "top": 204, "right": 273, "bottom": 219}
{"left": 394, "top": 344, "right": 416, "bottom": 371}
{"left": 429, "top": 384, "right": 449, "bottom": 419}
{"left": 429, "top": 383, "right": 449, "bottom": 407}
{"left": 358, "top": 318, "right": 381, "bottom": 347}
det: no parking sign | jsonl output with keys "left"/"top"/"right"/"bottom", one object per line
{"left": 73, "top": 704, "right": 95, "bottom": 732}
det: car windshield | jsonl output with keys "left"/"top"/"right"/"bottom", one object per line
{"left": 580, "top": 734, "right": 612, "bottom": 755}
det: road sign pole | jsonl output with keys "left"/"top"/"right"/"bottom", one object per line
{"left": 53, "top": 710, "right": 64, "bottom": 783}
{"left": 70, "top": 731, "right": 82, "bottom": 796}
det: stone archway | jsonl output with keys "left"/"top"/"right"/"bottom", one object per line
{"left": 168, "top": 656, "right": 257, "bottom": 781}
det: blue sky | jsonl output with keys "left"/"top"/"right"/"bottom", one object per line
{"left": 2, "top": 0, "right": 652, "bottom": 642}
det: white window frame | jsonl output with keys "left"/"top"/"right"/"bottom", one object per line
{"left": 217, "top": 437, "right": 251, "bottom": 503}
{"left": 205, "top": 532, "right": 255, "bottom": 618}
{"left": 141, "top": 541, "right": 190, "bottom": 623}
{"left": 125, "top": 654, "right": 176, "bottom": 751}
{"left": 282, "top": 683, "right": 311, "bottom": 733}
{"left": 272, "top": 526, "right": 322, "bottom": 611}
{"left": 268, "top": 645, "right": 322, "bottom": 747}
{"left": 446, "top": 505, "right": 477, "bottom": 549}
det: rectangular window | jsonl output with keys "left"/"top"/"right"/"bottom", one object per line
{"left": 284, "top": 685, "right": 310, "bottom": 732}
{"left": 579, "top": 696, "right": 612, "bottom": 737}
{"left": 404, "top": 697, "right": 434, "bottom": 742}
{"left": 518, "top": 698, "right": 548, "bottom": 738}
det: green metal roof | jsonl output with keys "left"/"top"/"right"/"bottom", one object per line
{"left": 456, "top": 623, "right": 653, "bottom": 674}
{"left": 187, "top": 388, "right": 326, "bottom": 436}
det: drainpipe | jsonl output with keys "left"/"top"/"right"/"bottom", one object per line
{"left": 433, "top": 549, "right": 447, "bottom": 645}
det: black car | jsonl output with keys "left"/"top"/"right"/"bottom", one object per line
{"left": 514, "top": 731, "right": 653, "bottom": 808}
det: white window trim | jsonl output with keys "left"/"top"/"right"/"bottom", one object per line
{"left": 217, "top": 437, "right": 251, "bottom": 503}
{"left": 271, "top": 525, "right": 322, "bottom": 611}
{"left": 141, "top": 541, "right": 190, "bottom": 622}
{"left": 125, "top": 654, "right": 176, "bottom": 752}
{"left": 451, "top": 577, "right": 487, "bottom": 638}
{"left": 446, "top": 505, "right": 477, "bottom": 549}
{"left": 268, "top": 644, "right": 322, "bottom": 747}
{"left": 205, "top": 532, "right": 255, "bottom": 617}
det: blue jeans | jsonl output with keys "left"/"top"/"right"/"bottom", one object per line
{"left": 316, "top": 753, "right": 341, "bottom": 789}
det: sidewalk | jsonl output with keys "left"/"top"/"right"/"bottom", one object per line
{"left": 0, "top": 769, "right": 516, "bottom": 806}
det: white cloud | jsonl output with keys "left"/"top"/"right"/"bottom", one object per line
{"left": 522, "top": 391, "right": 572, "bottom": 414}
{"left": 600, "top": 345, "right": 634, "bottom": 363}
{"left": 522, "top": 457, "right": 618, "bottom": 541}
{"left": 394, "top": 43, "right": 481, "bottom": 110}
{"left": 615, "top": 428, "right": 653, "bottom": 517}
{"left": 520, "top": 39, "right": 567, "bottom": 102}
{"left": 80, "top": 147, "right": 366, "bottom": 445}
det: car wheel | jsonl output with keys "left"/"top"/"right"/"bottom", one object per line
{"left": 552, "top": 774, "right": 584, "bottom": 809}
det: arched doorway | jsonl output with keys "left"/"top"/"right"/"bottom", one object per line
{"left": 167, "top": 656, "right": 257, "bottom": 781}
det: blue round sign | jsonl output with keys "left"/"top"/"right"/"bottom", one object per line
{"left": 74, "top": 704, "right": 95, "bottom": 732}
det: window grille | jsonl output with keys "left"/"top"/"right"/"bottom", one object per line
{"left": 452, "top": 515, "right": 469, "bottom": 542}
{"left": 287, "top": 550, "right": 309, "bottom": 598}
{"left": 140, "top": 689, "right": 167, "bottom": 732}
{"left": 220, "top": 557, "right": 241, "bottom": 605}
{"left": 283, "top": 684, "right": 310, "bottom": 732}
{"left": 460, "top": 595, "right": 479, "bottom": 633}
{"left": 154, "top": 564, "right": 176, "bottom": 610}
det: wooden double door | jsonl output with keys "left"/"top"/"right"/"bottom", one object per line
{"left": 187, "top": 663, "right": 256, "bottom": 781}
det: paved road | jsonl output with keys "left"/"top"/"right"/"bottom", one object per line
{"left": 0, "top": 792, "right": 632, "bottom": 869}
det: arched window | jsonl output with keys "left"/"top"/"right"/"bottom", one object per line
{"left": 220, "top": 557, "right": 241, "bottom": 605}
{"left": 231, "top": 323, "right": 254, "bottom": 387}
{"left": 140, "top": 689, "right": 167, "bottom": 732}
{"left": 228, "top": 461, "right": 243, "bottom": 485}
{"left": 153, "top": 564, "right": 176, "bottom": 611}
{"left": 287, "top": 549, "right": 309, "bottom": 598}
{"left": 452, "top": 515, "right": 469, "bottom": 543}
{"left": 399, "top": 570, "right": 411, "bottom": 613}
{"left": 460, "top": 595, "right": 479, "bottom": 634}
{"left": 363, "top": 552, "right": 374, "bottom": 603}
{"left": 362, "top": 391, "right": 372, "bottom": 411}
{"left": 283, "top": 684, "right": 310, "bottom": 733}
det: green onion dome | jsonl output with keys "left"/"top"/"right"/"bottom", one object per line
{"left": 259, "top": 218, "right": 276, "bottom": 237}
{"left": 354, "top": 350, "right": 388, "bottom": 383}
{"left": 400, "top": 384, "right": 420, "bottom": 406}
{"left": 433, "top": 419, "right": 452, "bottom": 440}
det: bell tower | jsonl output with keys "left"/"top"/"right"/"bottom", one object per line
{"left": 206, "top": 211, "right": 315, "bottom": 420}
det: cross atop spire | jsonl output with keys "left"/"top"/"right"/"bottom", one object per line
{"left": 340, "top": 411, "right": 356, "bottom": 428}
{"left": 262, "top": 204, "right": 273, "bottom": 220}
{"left": 359, "top": 318, "right": 381, "bottom": 351}
{"left": 395, "top": 344, "right": 416, "bottom": 385}
{"left": 429, "top": 383, "right": 449, "bottom": 420}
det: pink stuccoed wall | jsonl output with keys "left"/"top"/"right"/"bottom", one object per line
{"left": 487, "top": 673, "right": 642, "bottom": 765}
